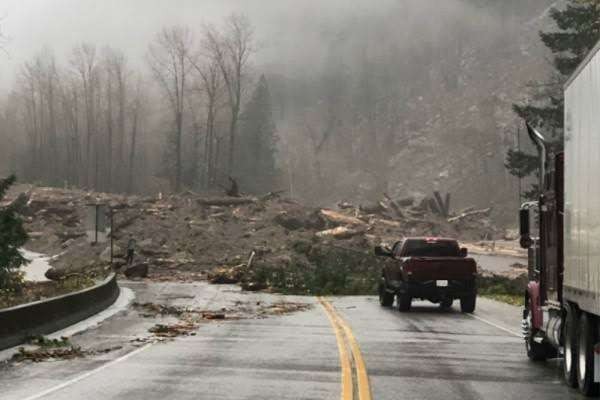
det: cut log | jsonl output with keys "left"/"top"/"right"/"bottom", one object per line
{"left": 448, "top": 207, "right": 492, "bottom": 223}
{"left": 319, "top": 209, "right": 366, "bottom": 227}
{"left": 372, "top": 219, "right": 402, "bottom": 228}
{"left": 315, "top": 226, "right": 365, "bottom": 239}
{"left": 197, "top": 197, "right": 256, "bottom": 206}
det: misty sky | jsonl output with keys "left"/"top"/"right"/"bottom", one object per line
{"left": 0, "top": 0, "right": 402, "bottom": 90}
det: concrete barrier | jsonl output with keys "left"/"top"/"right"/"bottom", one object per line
{"left": 0, "top": 273, "right": 119, "bottom": 350}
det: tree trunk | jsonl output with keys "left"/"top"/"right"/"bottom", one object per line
{"left": 175, "top": 109, "right": 183, "bottom": 192}
{"left": 106, "top": 78, "right": 113, "bottom": 192}
{"left": 127, "top": 102, "right": 139, "bottom": 194}
{"left": 117, "top": 74, "right": 126, "bottom": 190}
{"left": 227, "top": 107, "right": 238, "bottom": 175}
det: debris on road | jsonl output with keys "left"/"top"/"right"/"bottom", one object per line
{"left": 9, "top": 335, "right": 123, "bottom": 363}
{"left": 149, "top": 322, "right": 197, "bottom": 338}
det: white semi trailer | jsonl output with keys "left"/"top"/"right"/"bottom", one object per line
{"left": 520, "top": 39, "right": 600, "bottom": 397}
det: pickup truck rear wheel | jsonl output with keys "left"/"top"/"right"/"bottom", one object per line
{"left": 398, "top": 294, "right": 412, "bottom": 312}
{"left": 577, "top": 312, "right": 599, "bottom": 396}
{"left": 460, "top": 295, "right": 476, "bottom": 313}
{"left": 379, "top": 283, "right": 394, "bottom": 307}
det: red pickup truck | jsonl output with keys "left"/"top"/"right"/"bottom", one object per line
{"left": 375, "top": 237, "right": 477, "bottom": 312}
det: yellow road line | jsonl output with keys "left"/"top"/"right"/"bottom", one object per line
{"left": 339, "top": 319, "right": 371, "bottom": 400}
{"left": 318, "top": 297, "right": 353, "bottom": 400}
{"left": 319, "top": 297, "right": 372, "bottom": 400}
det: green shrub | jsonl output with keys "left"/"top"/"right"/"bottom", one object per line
{"left": 0, "top": 175, "right": 28, "bottom": 291}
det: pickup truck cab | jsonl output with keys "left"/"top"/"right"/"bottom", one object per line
{"left": 375, "top": 237, "right": 477, "bottom": 312}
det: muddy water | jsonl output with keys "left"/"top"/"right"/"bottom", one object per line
{"left": 471, "top": 253, "right": 526, "bottom": 274}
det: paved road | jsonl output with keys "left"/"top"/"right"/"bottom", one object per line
{"left": 0, "top": 281, "right": 586, "bottom": 400}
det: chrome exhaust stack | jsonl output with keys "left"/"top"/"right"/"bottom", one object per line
{"left": 526, "top": 122, "right": 549, "bottom": 192}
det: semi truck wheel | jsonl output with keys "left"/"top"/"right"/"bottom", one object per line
{"left": 379, "top": 283, "right": 394, "bottom": 307}
{"left": 577, "top": 313, "right": 599, "bottom": 396}
{"left": 460, "top": 294, "right": 476, "bottom": 313}
{"left": 398, "top": 294, "right": 412, "bottom": 312}
{"left": 563, "top": 306, "right": 578, "bottom": 388}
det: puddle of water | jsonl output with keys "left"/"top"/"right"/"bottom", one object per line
{"left": 19, "top": 249, "right": 51, "bottom": 282}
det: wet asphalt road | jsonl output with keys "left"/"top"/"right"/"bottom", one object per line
{"left": 0, "top": 281, "right": 588, "bottom": 400}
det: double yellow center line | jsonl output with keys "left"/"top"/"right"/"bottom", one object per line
{"left": 318, "top": 297, "right": 372, "bottom": 400}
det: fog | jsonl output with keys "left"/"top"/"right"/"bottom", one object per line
{"left": 0, "top": 0, "right": 554, "bottom": 221}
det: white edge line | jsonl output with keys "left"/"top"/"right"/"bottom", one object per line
{"left": 21, "top": 343, "right": 153, "bottom": 400}
{"left": 467, "top": 313, "right": 522, "bottom": 338}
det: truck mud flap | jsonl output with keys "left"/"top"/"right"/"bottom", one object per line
{"left": 594, "top": 344, "right": 600, "bottom": 383}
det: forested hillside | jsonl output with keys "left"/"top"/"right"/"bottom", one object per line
{"left": 0, "top": 0, "right": 557, "bottom": 224}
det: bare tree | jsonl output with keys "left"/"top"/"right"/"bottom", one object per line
{"left": 148, "top": 26, "right": 193, "bottom": 192}
{"left": 204, "top": 13, "right": 254, "bottom": 176}
{"left": 127, "top": 76, "right": 143, "bottom": 194}
{"left": 189, "top": 55, "right": 223, "bottom": 188}
{"left": 58, "top": 75, "right": 82, "bottom": 186}
{"left": 103, "top": 48, "right": 128, "bottom": 190}
{"left": 71, "top": 43, "right": 99, "bottom": 189}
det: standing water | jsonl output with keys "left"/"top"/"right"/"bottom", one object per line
{"left": 19, "top": 249, "right": 52, "bottom": 282}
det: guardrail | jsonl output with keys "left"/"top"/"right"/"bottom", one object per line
{"left": 0, "top": 273, "right": 119, "bottom": 350}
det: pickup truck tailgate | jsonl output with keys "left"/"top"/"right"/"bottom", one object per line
{"left": 402, "top": 257, "right": 477, "bottom": 281}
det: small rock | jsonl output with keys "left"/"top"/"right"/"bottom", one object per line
{"left": 273, "top": 212, "right": 304, "bottom": 231}
{"left": 124, "top": 263, "right": 149, "bottom": 278}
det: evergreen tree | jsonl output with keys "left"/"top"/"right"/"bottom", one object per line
{"left": 507, "top": 0, "right": 600, "bottom": 191}
{"left": 236, "top": 75, "right": 278, "bottom": 193}
{"left": 0, "top": 175, "right": 28, "bottom": 291}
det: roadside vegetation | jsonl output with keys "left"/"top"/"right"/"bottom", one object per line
{"left": 249, "top": 242, "right": 383, "bottom": 296}
{"left": 0, "top": 275, "right": 96, "bottom": 309}
{"left": 0, "top": 175, "right": 28, "bottom": 303}
{"left": 478, "top": 274, "right": 525, "bottom": 306}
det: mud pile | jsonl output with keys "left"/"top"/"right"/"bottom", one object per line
{"left": 7, "top": 185, "right": 507, "bottom": 295}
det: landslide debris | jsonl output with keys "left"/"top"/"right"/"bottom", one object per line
{"left": 136, "top": 299, "right": 312, "bottom": 339}
{"left": 6, "top": 185, "right": 509, "bottom": 295}
{"left": 9, "top": 335, "right": 122, "bottom": 363}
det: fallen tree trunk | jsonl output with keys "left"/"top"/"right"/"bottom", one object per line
{"left": 448, "top": 207, "right": 492, "bottom": 223}
{"left": 315, "top": 226, "right": 366, "bottom": 239}
{"left": 371, "top": 218, "right": 402, "bottom": 228}
{"left": 319, "top": 209, "right": 366, "bottom": 227}
{"left": 197, "top": 197, "right": 256, "bottom": 206}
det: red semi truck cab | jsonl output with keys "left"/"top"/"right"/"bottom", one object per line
{"left": 375, "top": 237, "right": 477, "bottom": 312}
